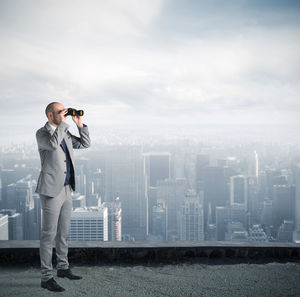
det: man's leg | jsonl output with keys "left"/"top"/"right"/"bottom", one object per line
{"left": 39, "top": 189, "right": 64, "bottom": 281}
{"left": 55, "top": 185, "right": 72, "bottom": 270}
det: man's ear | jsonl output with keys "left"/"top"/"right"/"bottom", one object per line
{"left": 48, "top": 112, "right": 53, "bottom": 121}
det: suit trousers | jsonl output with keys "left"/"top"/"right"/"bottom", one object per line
{"left": 39, "top": 184, "right": 72, "bottom": 281}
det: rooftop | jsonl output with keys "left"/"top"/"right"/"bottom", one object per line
{"left": 1, "top": 241, "right": 300, "bottom": 297}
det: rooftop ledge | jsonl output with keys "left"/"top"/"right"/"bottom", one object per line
{"left": 1, "top": 240, "right": 300, "bottom": 265}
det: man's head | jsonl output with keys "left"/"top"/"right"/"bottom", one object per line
{"left": 45, "top": 102, "right": 66, "bottom": 126}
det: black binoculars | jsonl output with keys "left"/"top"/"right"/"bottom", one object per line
{"left": 66, "top": 108, "right": 84, "bottom": 116}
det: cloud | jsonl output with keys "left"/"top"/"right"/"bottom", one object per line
{"left": 0, "top": 0, "right": 300, "bottom": 144}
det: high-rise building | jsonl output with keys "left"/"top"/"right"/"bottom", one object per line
{"left": 179, "top": 190, "right": 204, "bottom": 241}
{"left": 156, "top": 178, "right": 187, "bottom": 240}
{"left": 195, "top": 154, "right": 209, "bottom": 194}
{"left": 32, "top": 193, "right": 41, "bottom": 240}
{"left": 261, "top": 200, "right": 273, "bottom": 227}
{"left": 103, "top": 146, "right": 147, "bottom": 241}
{"left": 203, "top": 166, "right": 229, "bottom": 230}
{"left": 226, "top": 221, "right": 247, "bottom": 241}
{"left": 72, "top": 193, "right": 86, "bottom": 208}
{"left": 92, "top": 169, "right": 105, "bottom": 198}
{"left": 230, "top": 175, "right": 248, "bottom": 207}
{"left": 248, "top": 150, "right": 259, "bottom": 179}
{"left": 151, "top": 202, "right": 167, "bottom": 241}
{"left": 294, "top": 164, "right": 300, "bottom": 242}
{"left": 68, "top": 206, "right": 108, "bottom": 241}
{"left": 6, "top": 178, "right": 34, "bottom": 239}
{"left": 103, "top": 200, "right": 122, "bottom": 241}
{"left": 273, "top": 184, "right": 295, "bottom": 228}
{"left": 277, "top": 220, "right": 293, "bottom": 242}
{"left": 0, "top": 214, "right": 9, "bottom": 240}
{"left": 144, "top": 153, "right": 170, "bottom": 187}
{"left": 0, "top": 209, "right": 23, "bottom": 240}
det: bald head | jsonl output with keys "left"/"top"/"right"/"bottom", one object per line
{"left": 45, "top": 102, "right": 67, "bottom": 126}
{"left": 45, "top": 102, "right": 64, "bottom": 118}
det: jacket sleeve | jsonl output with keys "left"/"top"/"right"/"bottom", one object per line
{"left": 36, "top": 121, "right": 70, "bottom": 151}
{"left": 70, "top": 123, "right": 91, "bottom": 149}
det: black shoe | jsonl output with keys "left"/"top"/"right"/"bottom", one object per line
{"left": 41, "top": 277, "right": 65, "bottom": 292}
{"left": 57, "top": 268, "right": 82, "bottom": 280}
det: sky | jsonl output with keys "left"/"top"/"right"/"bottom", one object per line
{"left": 0, "top": 0, "right": 300, "bottom": 144}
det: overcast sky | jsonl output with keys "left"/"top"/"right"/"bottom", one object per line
{"left": 1, "top": 0, "right": 300, "bottom": 144}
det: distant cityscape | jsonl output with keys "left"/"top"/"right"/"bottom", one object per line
{"left": 1, "top": 128, "right": 300, "bottom": 244}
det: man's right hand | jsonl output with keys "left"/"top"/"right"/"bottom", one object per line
{"left": 58, "top": 109, "right": 68, "bottom": 123}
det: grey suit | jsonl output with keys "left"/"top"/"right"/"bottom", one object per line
{"left": 35, "top": 120, "right": 90, "bottom": 281}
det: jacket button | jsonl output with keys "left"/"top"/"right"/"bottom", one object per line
{"left": 64, "top": 171, "right": 67, "bottom": 174}
{"left": 64, "top": 160, "right": 67, "bottom": 162}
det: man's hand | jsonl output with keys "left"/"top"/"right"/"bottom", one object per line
{"left": 72, "top": 115, "right": 84, "bottom": 128}
{"left": 58, "top": 109, "right": 68, "bottom": 123}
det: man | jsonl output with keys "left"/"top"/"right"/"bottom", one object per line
{"left": 35, "top": 102, "right": 91, "bottom": 292}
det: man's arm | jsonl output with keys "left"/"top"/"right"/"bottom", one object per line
{"left": 70, "top": 123, "right": 91, "bottom": 149}
{"left": 36, "top": 121, "right": 70, "bottom": 151}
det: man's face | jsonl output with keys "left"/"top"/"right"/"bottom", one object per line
{"left": 51, "top": 103, "right": 66, "bottom": 125}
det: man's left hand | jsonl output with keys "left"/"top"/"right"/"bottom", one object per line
{"left": 72, "top": 115, "right": 84, "bottom": 128}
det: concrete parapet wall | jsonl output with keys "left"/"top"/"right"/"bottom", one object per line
{"left": 0, "top": 240, "right": 300, "bottom": 265}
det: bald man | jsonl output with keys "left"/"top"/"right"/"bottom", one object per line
{"left": 35, "top": 102, "right": 91, "bottom": 292}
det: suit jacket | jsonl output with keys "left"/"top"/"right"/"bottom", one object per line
{"left": 35, "top": 121, "right": 91, "bottom": 198}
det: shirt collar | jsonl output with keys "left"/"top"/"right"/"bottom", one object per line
{"left": 48, "top": 122, "right": 57, "bottom": 134}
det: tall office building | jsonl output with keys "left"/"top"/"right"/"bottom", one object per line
{"left": 68, "top": 206, "right": 108, "bottom": 241}
{"left": 156, "top": 178, "right": 187, "bottom": 240}
{"left": 92, "top": 168, "right": 105, "bottom": 198}
{"left": 230, "top": 175, "right": 248, "bottom": 208}
{"left": 230, "top": 203, "right": 247, "bottom": 227}
{"left": 0, "top": 169, "right": 17, "bottom": 209}
{"left": 151, "top": 202, "right": 167, "bottom": 241}
{"left": 216, "top": 206, "right": 230, "bottom": 241}
{"left": 179, "top": 190, "right": 204, "bottom": 241}
{"left": 277, "top": 220, "right": 293, "bottom": 242}
{"left": 248, "top": 150, "right": 259, "bottom": 179}
{"left": 273, "top": 184, "right": 294, "bottom": 228}
{"left": 144, "top": 153, "right": 170, "bottom": 187}
{"left": 72, "top": 193, "right": 86, "bottom": 208}
{"left": 75, "top": 171, "right": 86, "bottom": 196}
{"left": 147, "top": 186, "right": 157, "bottom": 234}
{"left": 294, "top": 164, "right": 300, "bottom": 242}
{"left": 0, "top": 209, "right": 23, "bottom": 240}
{"left": 6, "top": 178, "right": 34, "bottom": 239}
{"left": 103, "top": 146, "right": 147, "bottom": 241}
{"left": 226, "top": 221, "right": 247, "bottom": 241}
{"left": 32, "top": 193, "right": 41, "bottom": 240}
{"left": 203, "top": 166, "right": 229, "bottom": 230}
{"left": 144, "top": 152, "right": 171, "bottom": 237}
{"left": 103, "top": 200, "right": 122, "bottom": 241}
{"left": 195, "top": 154, "right": 209, "bottom": 194}
{"left": 261, "top": 200, "right": 273, "bottom": 227}
{"left": 0, "top": 214, "right": 9, "bottom": 240}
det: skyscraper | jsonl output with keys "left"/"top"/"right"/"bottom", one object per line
{"left": 145, "top": 153, "right": 170, "bottom": 187}
{"left": 151, "top": 202, "right": 167, "bottom": 241}
{"left": 0, "top": 214, "right": 9, "bottom": 240}
{"left": 104, "top": 146, "right": 147, "bottom": 241}
{"left": 273, "top": 184, "right": 294, "bottom": 228}
{"left": 156, "top": 178, "right": 187, "bottom": 240}
{"left": 195, "top": 154, "right": 209, "bottom": 194}
{"left": 0, "top": 209, "right": 23, "bottom": 240}
{"left": 230, "top": 175, "right": 248, "bottom": 208}
{"left": 294, "top": 164, "right": 300, "bottom": 243}
{"left": 68, "top": 206, "right": 108, "bottom": 241}
{"left": 179, "top": 190, "right": 204, "bottom": 241}
{"left": 103, "top": 200, "right": 122, "bottom": 241}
